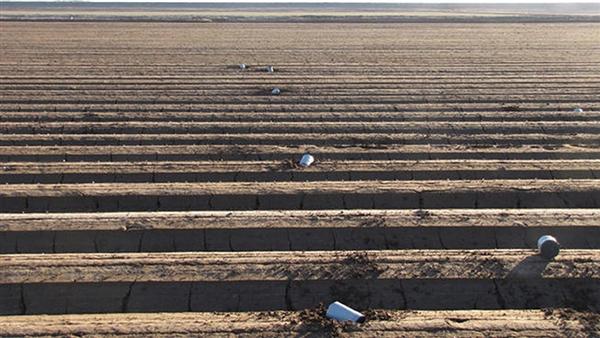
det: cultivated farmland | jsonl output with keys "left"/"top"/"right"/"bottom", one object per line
{"left": 0, "top": 17, "right": 599, "bottom": 336}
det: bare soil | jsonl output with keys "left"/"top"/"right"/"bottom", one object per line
{"left": 0, "top": 309, "right": 596, "bottom": 337}
{"left": 0, "top": 20, "right": 598, "bottom": 335}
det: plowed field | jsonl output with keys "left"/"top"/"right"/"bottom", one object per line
{"left": 0, "top": 20, "right": 599, "bottom": 336}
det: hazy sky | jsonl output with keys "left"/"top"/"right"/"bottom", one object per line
{"left": 6, "top": 0, "right": 600, "bottom": 3}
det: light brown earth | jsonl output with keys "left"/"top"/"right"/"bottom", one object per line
{"left": 1, "top": 310, "right": 596, "bottom": 337}
{"left": 2, "top": 250, "right": 599, "bottom": 283}
{"left": 1, "top": 209, "right": 599, "bottom": 231}
{"left": 0, "top": 18, "right": 599, "bottom": 336}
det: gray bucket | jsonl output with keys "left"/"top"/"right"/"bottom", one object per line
{"left": 537, "top": 235, "right": 560, "bottom": 259}
{"left": 298, "top": 153, "right": 314, "bottom": 167}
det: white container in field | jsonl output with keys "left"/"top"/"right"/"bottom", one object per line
{"left": 239, "top": 63, "right": 247, "bottom": 70}
{"left": 298, "top": 153, "right": 314, "bottom": 167}
{"left": 537, "top": 235, "right": 560, "bottom": 259}
{"left": 574, "top": 107, "right": 584, "bottom": 113}
{"left": 266, "top": 65, "right": 274, "bottom": 73}
{"left": 271, "top": 87, "right": 281, "bottom": 95}
{"left": 326, "top": 301, "right": 365, "bottom": 323}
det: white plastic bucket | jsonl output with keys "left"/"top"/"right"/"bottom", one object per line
{"left": 574, "top": 107, "right": 584, "bottom": 113}
{"left": 239, "top": 64, "right": 246, "bottom": 70}
{"left": 266, "top": 65, "right": 274, "bottom": 73}
{"left": 271, "top": 88, "right": 281, "bottom": 95}
{"left": 537, "top": 235, "right": 560, "bottom": 259}
{"left": 298, "top": 153, "right": 314, "bottom": 167}
{"left": 326, "top": 301, "right": 365, "bottom": 323}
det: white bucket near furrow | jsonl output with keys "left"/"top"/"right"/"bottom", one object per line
{"left": 298, "top": 153, "right": 314, "bottom": 167}
{"left": 326, "top": 301, "right": 366, "bottom": 323}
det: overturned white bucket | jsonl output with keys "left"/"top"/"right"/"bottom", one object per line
{"left": 266, "top": 65, "right": 274, "bottom": 73}
{"left": 574, "top": 107, "right": 584, "bottom": 113}
{"left": 298, "top": 153, "right": 314, "bottom": 167}
{"left": 239, "top": 63, "right": 247, "bottom": 70}
{"left": 326, "top": 301, "right": 365, "bottom": 323}
{"left": 271, "top": 87, "right": 281, "bottom": 95}
{"left": 537, "top": 235, "right": 560, "bottom": 259}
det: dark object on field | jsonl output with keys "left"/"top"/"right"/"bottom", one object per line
{"left": 502, "top": 105, "right": 521, "bottom": 112}
{"left": 537, "top": 235, "right": 560, "bottom": 259}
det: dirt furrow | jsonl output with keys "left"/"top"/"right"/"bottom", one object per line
{"left": 0, "top": 160, "right": 598, "bottom": 184}
{"left": 2, "top": 250, "right": 598, "bottom": 283}
{"left": 1, "top": 209, "right": 598, "bottom": 253}
{"left": 2, "top": 111, "right": 599, "bottom": 123}
{"left": 0, "top": 179, "right": 598, "bottom": 212}
{"left": 0, "top": 310, "right": 595, "bottom": 337}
